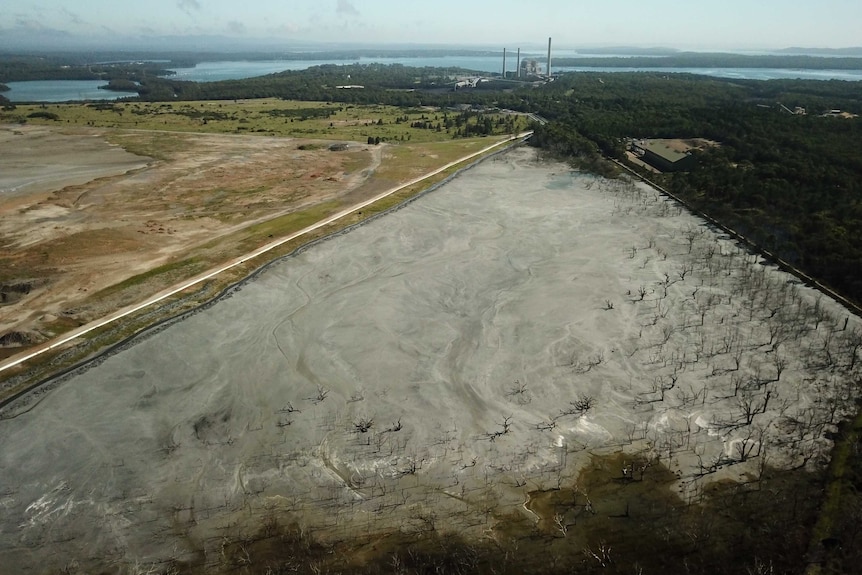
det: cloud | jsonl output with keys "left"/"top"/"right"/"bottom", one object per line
{"left": 177, "top": 0, "right": 202, "bottom": 15}
{"left": 59, "top": 7, "right": 84, "bottom": 26}
{"left": 226, "top": 20, "right": 246, "bottom": 34}
{"left": 14, "top": 15, "right": 50, "bottom": 31}
{"left": 336, "top": 0, "right": 360, "bottom": 17}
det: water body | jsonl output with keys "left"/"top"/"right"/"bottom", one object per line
{"left": 7, "top": 56, "right": 862, "bottom": 102}
{"left": 4, "top": 80, "right": 133, "bottom": 103}
{"left": 168, "top": 57, "right": 862, "bottom": 82}
{"left": 553, "top": 65, "right": 862, "bottom": 81}
{"left": 164, "top": 55, "right": 552, "bottom": 81}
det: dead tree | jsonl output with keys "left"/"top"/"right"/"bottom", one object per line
{"left": 308, "top": 385, "right": 329, "bottom": 404}
{"left": 683, "top": 225, "right": 702, "bottom": 254}
{"left": 484, "top": 416, "right": 513, "bottom": 441}
{"left": 556, "top": 396, "right": 595, "bottom": 419}
{"left": 584, "top": 542, "right": 614, "bottom": 568}
{"left": 735, "top": 425, "right": 765, "bottom": 462}
{"left": 354, "top": 417, "right": 374, "bottom": 433}
{"left": 383, "top": 418, "right": 403, "bottom": 433}
{"left": 771, "top": 351, "right": 787, "bottom": 382}
{"left": 844, "top": 328, "right": 862, "bottom": 371}
{"left": 677, "top": 263, "right": 693, "bottom": 281}
{"left": 553, "top": 513, "right": 568, "bottom": 537}
{"left": 737, "top": 389, "right": 773, "bottom": 426}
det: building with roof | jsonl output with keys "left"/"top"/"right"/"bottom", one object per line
{"left": 632, "top": 140, "right": 697, "bottom": 172}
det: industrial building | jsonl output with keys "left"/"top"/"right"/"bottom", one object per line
{"left": 632, "top": 140, "right": 698, "bottom": 172}
{"left": 520, "top": 59, "right": 541, "bottom": 76}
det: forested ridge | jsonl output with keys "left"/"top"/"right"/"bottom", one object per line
{"left": 0, "top": 54, "right": 178, "bottom": 82}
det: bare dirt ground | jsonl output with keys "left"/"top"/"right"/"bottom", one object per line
{"left": 0, "top": 124, "right": 381, "bottom": 357}
{"left": 661, "top": 137, "right": 719, "bottom": 153}
{"left": 0, "top": 147, "right": 859, "bottom": 573}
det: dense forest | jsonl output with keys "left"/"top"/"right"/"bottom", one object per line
{"left": 0, "top": 54, "right": 177, "bottom": 82}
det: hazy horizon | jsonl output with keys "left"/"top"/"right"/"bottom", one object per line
{"left": 3, "top": 0, "right": 861, "bottom": 53}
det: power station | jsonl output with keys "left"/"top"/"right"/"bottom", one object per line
{"left": 501, "top": 37, "right": 553, "bottom": 78}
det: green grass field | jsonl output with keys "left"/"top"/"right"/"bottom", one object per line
{"left": 4, "top": 98, "right": 527, "bottom": 144}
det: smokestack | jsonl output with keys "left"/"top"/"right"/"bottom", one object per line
{"left": 547, "top": 37, "right": 552, "bottom": 76}
{"left": 503, "top": 48, "right": 507, "bottom": 78}
{"left": 517, "top": 48, "right": 520, "bottom": 78}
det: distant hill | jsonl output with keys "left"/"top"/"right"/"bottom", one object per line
{"left": 573, "top": 46, "right": 681, "bottom": 56}
{"left": 553, "top": 52, "right": 862, "bottom": 70}
{"left": 777, "top": 47, "right": 862, "bottom": 56}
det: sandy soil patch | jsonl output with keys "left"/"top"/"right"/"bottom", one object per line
{"left": 659, "top": 137, "right": 719, "bottom": 153}
{"left": 0, "top": 125, "right": 149, "bottom": 199}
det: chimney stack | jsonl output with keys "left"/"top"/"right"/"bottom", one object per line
{"left": 517, "top": 48, "right": 521, "bottom": 78}
{"left": 503, "top": 48, "right": 507, "bottom": 78}
{"left": 547, "top": 37, "right": 552, "bottom": 76}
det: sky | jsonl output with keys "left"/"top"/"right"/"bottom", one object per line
{"left": 2, "top": 0, "right": 861, "bottom": 51}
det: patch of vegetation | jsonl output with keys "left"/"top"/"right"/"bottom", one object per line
{"left": 89, "top": 257, "right": 206, "bottom": 301}
{"left": 26, "top": 110, "right": 59, "bottom": 120}
{"left": 807, "top": 403, "right": 862, "bottom": 573}
{"left": 7, "top": 99, "right": 525, "bottom": 144}
{"left": 105, "top": 131, "right": 188, "bottom": 160}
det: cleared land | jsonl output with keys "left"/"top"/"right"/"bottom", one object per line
{"left": 0, "top": 104, "right": 522, "bottom": 370}
{"left": 0, "top": 124, "right": 373, "bottom": 355}
{"left": 0, "top": 148, "right": 859, "bottom": 573}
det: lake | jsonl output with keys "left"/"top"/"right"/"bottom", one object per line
{"left": 4, "top": 80, "right": 134, "bottom": 103}
{"left": 5, "top": 56, "right": 862, "bottom": 102}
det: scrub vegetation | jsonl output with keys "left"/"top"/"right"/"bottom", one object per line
{"left": 5, "top": 98, "right": 525, "bottom": 143}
